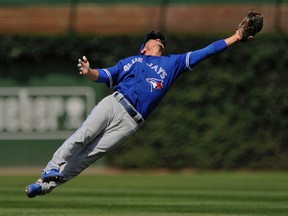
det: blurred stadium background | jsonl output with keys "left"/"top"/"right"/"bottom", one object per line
{"left": 0, "top": 0, "right": 287, "bottom": 170}
{"left": 0, "top": 0, "right": 287, "bottom": 35}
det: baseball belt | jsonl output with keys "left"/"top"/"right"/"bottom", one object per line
{"left": 113, "top": 92, "right": 144, "bottom": 125}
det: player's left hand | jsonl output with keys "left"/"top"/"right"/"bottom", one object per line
{"left": 238, "top": 10, "right": 263, "bottom": 42}
{"left": 78, "top": 56, "right": 90, "bottom": 75}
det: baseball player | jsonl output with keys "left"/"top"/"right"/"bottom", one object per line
{"left": 25, "top": 14, "right": 263, "bottom": 197}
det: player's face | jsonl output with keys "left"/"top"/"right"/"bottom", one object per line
{"left": 141, "top": 38, "right": 165, "bottom": 56}
{"left": 146, "top": 39, "right": 165, "bottom": 49}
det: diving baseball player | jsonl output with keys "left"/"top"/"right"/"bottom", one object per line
{"left": 25, "top": 14, "right": 263, "bottom": 197}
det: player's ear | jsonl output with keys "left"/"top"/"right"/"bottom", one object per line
{"left": 139, "top": 43, "right": 146, "bottom": 55}
{"left": 141, "top": 47, "right": 146, "bottom": 54}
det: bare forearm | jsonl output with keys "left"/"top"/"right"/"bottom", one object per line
{"left": 85, "top": 68, "right": 100, "bottom": 81}
{"left": 224, "top": 30, "right": 241, "bottom": 46}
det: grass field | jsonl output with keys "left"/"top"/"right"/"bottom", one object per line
{"left": 0, "top": 171, "right": 288, "bottom": 216}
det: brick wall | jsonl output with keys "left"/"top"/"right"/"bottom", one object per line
{"left": 0, "top": 4, "right": 286, "bottom": 35}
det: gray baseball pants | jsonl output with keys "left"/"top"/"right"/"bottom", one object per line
{"left": 40, "top": 93, "right": 143, "bottom": 194}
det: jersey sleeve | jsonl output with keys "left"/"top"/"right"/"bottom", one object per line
{"left": 187, "top": 39, "right": 228, "bottom": 70}
{"left": 96, "top": 62, "right": 123, "bottom": 88}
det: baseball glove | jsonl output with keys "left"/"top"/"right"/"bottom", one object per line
{"left": 238, "top": 10, "right": 263, "bottom": 42}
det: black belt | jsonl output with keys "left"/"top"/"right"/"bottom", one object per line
{"left": 114, "top": 93, "right": 144, "bottom": 124}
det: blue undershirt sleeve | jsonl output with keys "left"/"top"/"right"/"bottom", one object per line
{"left": 188, "top": 39, "right": 228, "bottom": 69}
{"left": 213, "top": 39, "right": 228, "bottom": 53}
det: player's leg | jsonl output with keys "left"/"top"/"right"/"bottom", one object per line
{"left": 36, "top": 96, "right": 138, "bottom": 195}
{"left": 60, "top": 107, "right": 138, "bottom": 181}
{"left": 41, "top": 95, "right": 114, "bottom": 180}
{"left": 26, "top": 95, "right": 113, "bottom": 197}
{"left": 26, "top": 95, "right": 140, "bottom": 197}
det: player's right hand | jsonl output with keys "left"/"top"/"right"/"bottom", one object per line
{"left": 78, "top": 56, "right": 90, "bottom": 75}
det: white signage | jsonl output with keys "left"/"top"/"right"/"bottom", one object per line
{"left": 0, "top": 87, "right": 95, "bottom": 140}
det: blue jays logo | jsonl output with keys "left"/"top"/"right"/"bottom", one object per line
{"left": 146, "top": 78, "right": 163, "bottom": 92}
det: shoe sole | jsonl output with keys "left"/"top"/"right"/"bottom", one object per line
{"left": 41, "top": 175, "right": 63, "bottom": 183}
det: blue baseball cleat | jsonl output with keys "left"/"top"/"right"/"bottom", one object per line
{"left": 26, "top": 183, "right": 43, "bottom": 198}
{"left": 41, "top": 169, "right": 64, "bottom": 183}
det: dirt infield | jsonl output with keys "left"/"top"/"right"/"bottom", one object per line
{"left": 0, "top": 4, "right": 286, "bottom": 35}
{"left": 0, "top": 166, "right": 126, "bottom": 175}
{"left": 0, "top": 166, "right": 192, "bottom": 176}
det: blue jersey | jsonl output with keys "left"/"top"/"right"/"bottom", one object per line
{"left": 96, "top": 39, "right": 227, "bottom": 119}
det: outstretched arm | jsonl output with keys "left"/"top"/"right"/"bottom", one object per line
{"left": 188, "top": 29, "right": 244, "bottom": 68}
{"left": 188, "top": 30, "right": 241, "bottom": 69}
